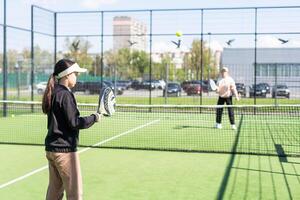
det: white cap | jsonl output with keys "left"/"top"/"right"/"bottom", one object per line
{"left": 56, "top": 63, "right": 87, "bottom": 79}
{"left": 221, "top": 67, "right": 229, "bottom": 72}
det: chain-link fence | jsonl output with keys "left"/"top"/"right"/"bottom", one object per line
{"left": 1, "top": 3, "right": 300, "bottom": 107}
{"left": 0, "top": 3, "right": 55, "bottom": 105}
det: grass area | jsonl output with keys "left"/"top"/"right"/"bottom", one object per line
{"left": 0, "top": 110, "right": 299, "bottom": 155}
{"left": 0, "top": 145, "right": 299, "bottom": 200}
{"left": 0, "top": 108, "right": 299, "bottom": 199}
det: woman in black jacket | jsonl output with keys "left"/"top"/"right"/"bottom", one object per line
{"left": 42, "top": 59, "right": 101, "bottom": 200}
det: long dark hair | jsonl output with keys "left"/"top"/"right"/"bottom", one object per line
{"left": 42, "top": 59, "right": 75, "bottom": 114}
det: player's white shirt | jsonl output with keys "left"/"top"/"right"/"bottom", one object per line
{"left": 217, "top": 76, "right": 236, "bottom": 98}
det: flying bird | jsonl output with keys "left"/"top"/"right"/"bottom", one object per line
{"left": 226, "top": 39, "right": 235, "bottom": 46}
{"left": 171, "top": 40, "right": 181, "bottom": 48}
{"left": 71, "top": 40, "right": 80, "bottom": 51}
{"left": 128, "top": 40, "right": 137, "bottom": 46}
{"left": 278, "top": 38, "right": 289, "bottom": 44}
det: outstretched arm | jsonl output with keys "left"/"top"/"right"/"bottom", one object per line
{"left": 230, "top": 84, "right": 240, "bottom": 101}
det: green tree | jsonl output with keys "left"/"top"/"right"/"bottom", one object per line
{"left": 182, "top": 39, "right": 217, "bottom": 80}
{"left": 114, "top": 48, "right": 131, "bottom": 79}
{"left": 103, "top": 50, "right": 116, "bottom": 78}
{"left": 158, "top": 54, "right": 176, "bottom": 82}
{"left": 7, "top": 49, "right": 18, "bottom": 72}
{"left": 130, "top": 50, "right": 150, "bottom": 79}
{"left": 152, "top": 62, "right": 165, "bottom": 80}
{"left": 32, "top": 46, "right": 53, "bottom": 73}
{"left": 92, "top": 54, "right": 101, "bottom": 77}
{"left": 175, "top": 68, "right": 186, "bottom": 82}
{"left": 105, "top": 48, "right": 150, "bottom": 80}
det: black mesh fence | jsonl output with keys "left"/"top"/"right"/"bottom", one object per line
{"left": 0, "top": 100, "right": 299, "bottom": 156}
{"left": 1, "top": 5, "right": 300, "bottom": 106}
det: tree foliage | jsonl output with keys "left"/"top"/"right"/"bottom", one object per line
{"left": 104, "top": 48, "right": 150, "bottom": 80}
{"left": 183, "top": 39, "right": 218, "bottom": 80}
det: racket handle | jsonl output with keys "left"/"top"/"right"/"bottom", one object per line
{"left": 93, "top": 113, "right": 102, "bottom": 122}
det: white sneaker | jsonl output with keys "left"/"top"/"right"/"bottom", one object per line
{"left": 215, "top": 123, "right": 222, "bottom": 129}
{"left": 231, "top": 125, "right": 237, "bottom": 130}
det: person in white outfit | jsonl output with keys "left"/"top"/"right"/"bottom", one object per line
{"left": 215, "top": 67, "right": 239, "bottom": 130}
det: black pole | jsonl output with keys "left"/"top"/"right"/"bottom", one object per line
{"left": 3, "top": 0, "right": 7, "bottom": 117}
{"left": 200, "top": 9, "right": 204, "bottom": 105}
{"left": 100, "top": 11, "right": 104, "bottom": 89}
{"left": 54, "top": 12, "right": 57, "bottom": 63}
{"left": 16, "top": 62, "right": 20, "bottom": 99}
{"left": 254, "top": 8, "right": 258, "bottom": 105}
{"left": 164, "top": 62, "right": 169, "bottom": 104}
{"left": 208, "top": 32, "right": 211, "bottom": 78}
{"left": 31, "top": 5, "right": 34, "bottom": 103}
{"left": 113, "top": 65, "right": 117, "bottom": 95}
{"left": 275, "top": 63, "right": 278, "bottom": 105}
{"left": 149, "top": 10, "right": 153, "bottom": 106}
{"left": 30, "top": 5, "right": 35, "bottom": 113}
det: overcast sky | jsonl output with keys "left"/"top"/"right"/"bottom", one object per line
{"left": 1, "top": 0, "right": 300, "bottom": 52}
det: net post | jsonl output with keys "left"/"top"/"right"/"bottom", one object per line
{"left": 254, "top": 8, "right": 258, "bottom": 107}
{"left": 100, "top": 11, "right": 104, "bottom": 91}
{"left": 164, "top": 62, "right": 169, "bottom": 104}
{"left": 148, "top": 10, "right": 153, "bottom": 113}
{"left": 2, "top": 0, "right": 7, "bottom": 117}
{"left": 274, "top": 63, "right": 278, "bottom": 106}
{"left": 30, "top": 5, "right": 35, "bottom": 113}
{"left": 200, "top": 9, "right": 204, "bottom": 105}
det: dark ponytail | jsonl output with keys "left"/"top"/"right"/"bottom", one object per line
{"left": 42, "top": 74, "right": 56, "bottom": 114}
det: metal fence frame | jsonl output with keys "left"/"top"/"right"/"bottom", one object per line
{"left": 2, "top": 2, "right": 300, "bottom": 116}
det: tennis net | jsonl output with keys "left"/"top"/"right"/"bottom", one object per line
{"left": 0, "top": 100, "right": 299, "bottom": 156}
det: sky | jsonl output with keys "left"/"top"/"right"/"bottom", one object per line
{"left": 17, "top": 0, "right": 300, "bottom": 11}
{"left": 3, "top": 0, "right": 300, "bottom": 27}
{"left": 1, "top": 0, "right": 300, "bottom": 53}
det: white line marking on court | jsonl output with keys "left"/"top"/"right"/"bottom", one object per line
{"left": 0, "top": 119, "right": 160, "bottom": 189}
{"left": 0, "top": 166, "right": 48, "bottom": 189}
{"left": 78, "top": 119, "right": 160, "bottom": 154}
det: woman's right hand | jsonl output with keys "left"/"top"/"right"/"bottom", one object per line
{"left": 93, "top": 113, "right": 102, "bottom": 122}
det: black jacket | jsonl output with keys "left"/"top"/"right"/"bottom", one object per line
{"left": 45, "top": 84, "right": 96, "bottom": 152}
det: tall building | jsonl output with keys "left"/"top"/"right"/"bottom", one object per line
{"left": 113, "top": 16, "right": 147, "bottom": 52}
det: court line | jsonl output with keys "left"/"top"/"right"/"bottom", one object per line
{"left": 78, "top": 119, "right": 160, "bottom": 153}
{"left": 0, "top": 119, "right": 160, "bottom": 189}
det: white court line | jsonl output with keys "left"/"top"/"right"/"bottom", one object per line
{"left": 0, "top": 119, "right": 160, "bottom": 189}
{"left": 78, "top": 119, "right": 160, "bottom": 153}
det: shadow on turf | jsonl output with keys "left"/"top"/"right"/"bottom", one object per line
{"left": 173, "top": 125, "right": 234, "bottom": 130}
{"left": 224, "top": 155, "right": 299, "bottom": 199}
{"left": 215, "top": 120, "right": 300, "bottom": 200}
{"left": 231, "top": 166, "right": 300, "bottom": 177}
{"left": 216, "top": 115, "right": 244, "bottom": 200}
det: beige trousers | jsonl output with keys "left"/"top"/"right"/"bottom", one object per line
{"left": 46, "top": 151, "right": 83, "bottom": 200}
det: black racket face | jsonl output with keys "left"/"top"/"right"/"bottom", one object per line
{"left": 98, "top": 87, "right": 116, "bottom": 116}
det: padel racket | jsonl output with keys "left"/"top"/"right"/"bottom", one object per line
{"left": 209, "top": 79, "right": 218, "bottom": 91}
{"left": 97, "top": 87, "right": 116, "bottom": 117}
